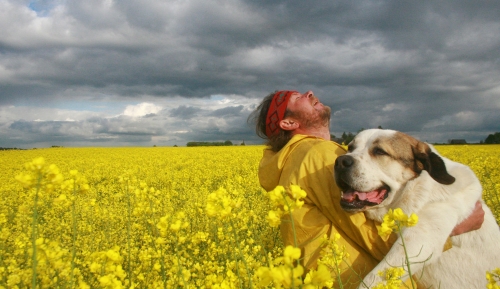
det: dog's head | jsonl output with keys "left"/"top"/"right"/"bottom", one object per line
{"left": 334, "top": 129, "right": 455, "bottom": 212}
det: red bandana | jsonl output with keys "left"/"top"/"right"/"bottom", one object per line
{"left": 265, "top": 90, "right": 298, "bottom": 138}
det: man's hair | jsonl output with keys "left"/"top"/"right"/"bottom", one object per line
{"left": 248, "top": 92, "right": 294, "bottom": 152}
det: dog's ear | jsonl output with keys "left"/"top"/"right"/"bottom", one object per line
{"left": 413, "top": 142, "right": 455, "bottom": 185}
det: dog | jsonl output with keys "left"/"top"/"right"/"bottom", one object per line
{"left": 333, "top": 128, "right": 500, "bottom": 289}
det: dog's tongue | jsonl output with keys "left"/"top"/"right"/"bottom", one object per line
{"left": 342, "top": 188, "right": 387, "bottom": 204}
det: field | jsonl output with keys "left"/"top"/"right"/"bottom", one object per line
{"left": 0, "top": 145, "right": 499, "bottom": 288}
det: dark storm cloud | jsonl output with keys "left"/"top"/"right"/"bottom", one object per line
{"left": 209, "top": 105, "right": 244, "bottom": 117}
{"left": 169, "top": 106, "right": 203, "bottom": 120}
{"left": 0, "top": 0, "right": 499, "bottom": 147}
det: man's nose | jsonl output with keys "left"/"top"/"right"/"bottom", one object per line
{"left": 304, "top": 91, "right": 313, "bottom": 98}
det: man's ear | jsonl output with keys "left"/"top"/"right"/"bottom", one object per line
{"left": 279, "top": 118, "right": 299, "bottom": 131}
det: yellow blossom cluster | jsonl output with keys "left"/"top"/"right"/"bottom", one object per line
{"left": 372, "top": 267, "right": 405, "bottom": 289}
{"left": 264, "top": 185, "right": 307, "bottom": 227}
{"left": 487, "top": 268, "right": 500, "bottom": 289}
{"left": 378, "top": 208, "right": 419, "bottom": 238}
{"left": 317, "top": 233, "right": 350, "bottom": 278}
{"left": 0, "top": 146, "right": 284, "bottom": 288}
{"left": 0, "top": 144, "right": 498, "bottom": 288}
{"left": 255, "top": 245, "right": 334, "bottom": 289}
{"left": 373, "top": 208, "right": 418, "bottom": 289}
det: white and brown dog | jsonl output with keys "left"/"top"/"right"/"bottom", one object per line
{"left": 334, "top": 128, "right": 500, "bottom": 289}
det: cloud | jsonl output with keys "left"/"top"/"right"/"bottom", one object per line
{"left": 169, "top": 105, "right": 203, "bottom": 120}
{"left": 123, "top": 102, "right": 162, "bottom": 117}
{"left": 0, "top": 0, "right": 500, "bottom": 147}
{"left": 209, "top": 105, "right": 244, "bottom": 117}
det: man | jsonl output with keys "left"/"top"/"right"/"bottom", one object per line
{"left": 249, "top": 90, "right": 484, "bottom": 288}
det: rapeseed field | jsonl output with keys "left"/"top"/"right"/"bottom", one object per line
{"left": 0, "top": 145, "right": 499, "bottom": 288}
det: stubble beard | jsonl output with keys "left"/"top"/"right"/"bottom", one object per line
{"left": 293, "top": 105, "right": 332, "bottom": 131}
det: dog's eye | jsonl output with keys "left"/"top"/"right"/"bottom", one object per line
{"left": 373, "top": 147, "right": 387, "bottom": 156}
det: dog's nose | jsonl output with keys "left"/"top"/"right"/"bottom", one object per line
{"left": 335, "top": 155, "right": 354, "bottom": 170}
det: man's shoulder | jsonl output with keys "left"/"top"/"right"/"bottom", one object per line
{"left": 291, "top": 135, "right": 345, "bottom": 149}
{"left": 289, "top": 135, "right": 346, "bottom": 159}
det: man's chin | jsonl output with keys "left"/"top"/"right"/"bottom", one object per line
{"left": 322, "top": 106, "right": 331, "bottom": 118}
{"left": 321, "top": 107, "right": 331, "bottom": 124}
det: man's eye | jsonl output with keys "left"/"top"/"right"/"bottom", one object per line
{"left": 373, "top": 147, "right": 387, "bottom": 156}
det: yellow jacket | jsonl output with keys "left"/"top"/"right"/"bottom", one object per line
{"left": 258, "top": 134, "right": 398, "bottom": 288}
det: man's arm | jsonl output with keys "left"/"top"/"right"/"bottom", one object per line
{"left": 450, "top": 200, "right": 485, "bottom": 236}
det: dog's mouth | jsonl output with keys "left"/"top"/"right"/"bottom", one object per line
{"left": 339, "top": 182, "right": 390, "bottom": 212}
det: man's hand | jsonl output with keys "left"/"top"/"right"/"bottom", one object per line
{"left": 451, "top": 201, "right": 485, "bottom": 236}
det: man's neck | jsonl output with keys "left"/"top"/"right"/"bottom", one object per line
{"left": 293, "top": 127, "right": 330, "bottom": 140}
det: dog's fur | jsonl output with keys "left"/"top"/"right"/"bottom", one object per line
{"left": 333, "top": 129, "right": 500, "bottom": 289}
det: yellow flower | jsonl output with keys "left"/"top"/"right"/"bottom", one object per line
{"left": 290, "top": 185, "right": 307, "bottom": 200}
{"left": 378, "top": 208, "right": 419, "bottom": 237}
{"left": 373, "top": 267, "right": 406, "bottom": 289}
{"left": 7, "top": 274, "right": 21, "bottom": 286}
{"left": 487, "top": 268, "right": 500, "bottom": 289}
{"left": 266, "top": 210, "right": 282, "bottom": 227}
{"left": 377, "top": 222, "right": 394, "bottom": 238}
{"left": 90, "top": 262, "right": 102, "bottom": 273}
{"left": 205, "top": 188, "right": 240, "bottom": 219}
{"left": 105, "top": 248, "right": 122, "bottom": 262}
{"left": 304, "top": 264, "right": 333, "bottom": 288}
{"left": 265, "top": 185, "right": 308, "bottom": 225}
{"left": 405, "top": 213, "right": 419, "bottom": 227}
{"left": 255, "top": 267, "right": 273, "bottom": 287}
{"left": 283, "top": 246, "right": 301, "bottom": 265}
{"left": 170, "top": 220, "right": 182, "bottom": 232}
{"left": 391, "top": 208, "right": 406, "bottom": 221}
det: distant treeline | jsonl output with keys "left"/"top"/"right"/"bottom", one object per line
{"left": 186, "top": 140, "right": 234, "bottom": 147}
{"left": 484, "top": 132, "right": 500, "bottom": 144}
{"left": 0, "top": 147, "right": 26, "bottom": 151}
{"left": 333, "top": 128, "right": 500, "bottom": 145}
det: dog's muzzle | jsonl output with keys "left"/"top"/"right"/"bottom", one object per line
{"left": 334, "top": 155, "right": 390, "bottom": 211}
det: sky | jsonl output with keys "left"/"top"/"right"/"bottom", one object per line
{"left": 1, "top": 0, "right": 499, "bottom": 148}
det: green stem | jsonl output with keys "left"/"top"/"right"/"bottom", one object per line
{"left": 398, "top": 222, "right": 416, "bottom": 289}
{"left": 331, "top": 249, "right": 344, "bottom": 289}
{"left": 174, "top": 239, "right": 188, "bottom": 288}
{"left": 159, "top": 244, "right": 167, "bottom": 289}
{"left": 229, "top": 218, "right": 253, "bottom": 289}
{"left": 70, "top": 197, "right": 77, "bottom": 288}
{"left": 126, "top": 180, "right": 132, "bottom": 283}
{"left": 31, "top": 174, "right": 42, "bottom": 289}
{"left": 281, "top": 191, "right": 298, "bottom": 249}
{"left": 281, "top": 190, "right": 302, "bottom": 289}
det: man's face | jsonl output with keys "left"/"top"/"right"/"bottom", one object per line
{"left": 286, "top": 91, "right": 331, "bottom": 129}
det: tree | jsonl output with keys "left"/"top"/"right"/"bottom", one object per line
{"left": 484, "top": 132, "right": 500, "bottom": 144}
{"left": 344, "top": 132, "right": 355, "bottom": 145}
{"left": 224, "top": 140, "right": 233, "bottom": 146}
